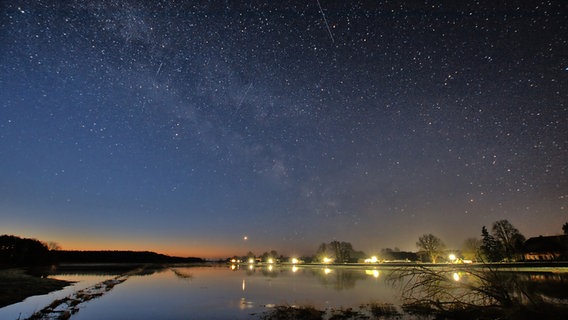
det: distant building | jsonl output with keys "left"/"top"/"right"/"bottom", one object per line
{"left": 523, "top": 235, "right": 568, "bottom": 261}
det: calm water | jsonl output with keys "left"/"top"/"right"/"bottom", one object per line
{"left": 0, "top": 273, "right": 119, "bottom": 320}
{"left": 2, "top": 265, "right": 567, "bottom": 319}
{"left": 73, "top": 265, "right": 398, "bottom": 319}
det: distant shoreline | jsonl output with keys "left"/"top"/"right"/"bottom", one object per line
{"left": 236, "top": 261, "right": 568, "bottom": 272}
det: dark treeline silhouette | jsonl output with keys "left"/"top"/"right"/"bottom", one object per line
{"left": 381, "top": 248, "right": 418, "bottom": 261}
{"left": 0, "top": 235, "right": 51, "bottom": 266}
{"left": 52, "top": 250, "right": 203, "bottom": 264}
{"left": 1, "top": 234, "right": 203, "bottom": 267}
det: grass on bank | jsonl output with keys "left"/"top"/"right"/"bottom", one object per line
{"left": 0, "top": 268, "right": 72, "bottom": 308}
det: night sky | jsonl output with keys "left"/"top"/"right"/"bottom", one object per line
{"left": 1, "top": 1, "right": 567, "bottom": 258}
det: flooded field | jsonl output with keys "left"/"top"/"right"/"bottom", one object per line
{"left": 1, "top": 264, "right": 567, "bottom": 319}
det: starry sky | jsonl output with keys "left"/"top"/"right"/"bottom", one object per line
{"left": 1, "top": 1, "right": 567, "bottom": 258}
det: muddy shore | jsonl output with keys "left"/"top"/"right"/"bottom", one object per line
{"left": 0, "top": 269, "right": 72, "bottom": 308}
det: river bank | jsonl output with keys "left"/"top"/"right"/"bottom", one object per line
{"left": 0, "top": 269, "right": 72, "bottom": 308}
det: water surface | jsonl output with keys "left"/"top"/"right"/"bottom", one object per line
{"left": 73, "top": 265, "right": 396, "bottom": 319}
{"left": 3, "top": 264, "right": 567, "bottom": 319}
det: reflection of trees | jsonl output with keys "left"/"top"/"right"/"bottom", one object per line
{"left": 310, "top": 268, "right": 367, "bottom": 291}
{"left": 389, "top": 265, "right": 568, "bottom": 318}
{"left": 259, "top": 266, "right": 282, "bottom": 278}
{"left": 171, "top": 268, "right": 193, "bottom": 280}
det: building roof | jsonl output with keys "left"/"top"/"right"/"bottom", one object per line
{"left": 524, "top": 235, "right": 568, "bottom": 253}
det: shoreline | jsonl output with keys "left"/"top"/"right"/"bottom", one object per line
{"left": 0, "top": 268, "right": 73, "bottom": 308}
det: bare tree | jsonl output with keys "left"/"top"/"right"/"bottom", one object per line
{"left": 416, "top": 234, "right": 445, "bottom": 263}
{"left": 389, "top": 264, "right": 546, "bottom": 317}
{"left": 491, "top": 220, "right": 525, "bottom": 261}
{"left": 46, "top": 241, "right": 61, "bottom": 251}
{"left": 462, "top": 237, "right": 482, "bottom": 262}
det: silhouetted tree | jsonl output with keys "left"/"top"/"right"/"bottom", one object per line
{"left": 316, "top": 243, "right": 331, "bottom": 262}
{"left": 0, "top": 235, "right": 51, "bottom": 266}
{"left": 245, "top": 251, "right": 255, "bottom": 260}
{"left": 316, "top": 241, "right": 358, "bottom": 263}
{"left": 416, "top": 234, "right": 445, "bottom": 263}
{"left": 563, "top": 222, "right": 568, "bottom": 235}
{"left": 462, "top": 237, "right": 482, "bottom": 261}
{"left": 492, "top": 220, "right": 525, "bottom": 261}
{"left": 480, "top": 226, "right": 503, "bottom": 262}
{"left": 260, "top": 250, "right": 279, "bottom": 262}
{"left": 329, "top": 240, "right": 353, "bottom": 263}
{"left": 45, "top": 241, "right": 61, "bottom": 251}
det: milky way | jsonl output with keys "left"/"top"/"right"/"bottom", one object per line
{"left": 1, "top": 1, "right": 567, "bottom": 257}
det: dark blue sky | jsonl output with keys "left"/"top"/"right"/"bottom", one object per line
{"left": 1, "top": 1, "right": 567, "bottom": 258}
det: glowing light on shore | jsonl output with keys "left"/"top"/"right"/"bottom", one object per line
{"left": 322, "top": 257, "right": 332, "bottom": 264}
{"left": 291, "top": 258, "right": 299, "bottom": 264}
{"left": 268, "top": 258, "right": 274, "bottom": 264}
{"left": 449, "top": 254, "right": 456, "bottom": 263}
{"left": 364, "top": 256, "right": 378, "bottom": 263}
{"left": 248, "top": 258, "right": 254, "bottom": 264}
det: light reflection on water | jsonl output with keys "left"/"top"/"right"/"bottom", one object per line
{"left": 3, "top": 266, "right": 567, "bottom": 319}
{"left": 72, "top": 266, "right": 395, "bottom": 320}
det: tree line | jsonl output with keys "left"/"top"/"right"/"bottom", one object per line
{"left": 415, "top": 219, "right": 526, "bottom": 263}
{"left": 416, "top": 219, "right": 568, "bottom": 263}
{"left": 0, "top": 234, "right": 203, "bottom": 267}
{"left": 239, "top": 220, "right": 568, "bottom": 264}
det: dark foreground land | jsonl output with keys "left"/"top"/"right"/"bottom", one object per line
{"left": 0, "top": 248, "right": 204, "bottom": 309}
{"left": 0, "top": 268, "right": 72, "bottom": 308}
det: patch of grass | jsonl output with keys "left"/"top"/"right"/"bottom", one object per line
{"left": 329, "top": 307, "right": 369, "bottom": 319}
{"left": 260, "top": 305, "right": 325, "bottom": 320}
{"left": 0, "top": 268, "right": 72, "bottom": 308}
{"left": 366, "top": 303, "right": 400, "bottom": 318}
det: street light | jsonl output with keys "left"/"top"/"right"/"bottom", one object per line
{"left": 449, "top": 254, "right": 456, "bottom": 263}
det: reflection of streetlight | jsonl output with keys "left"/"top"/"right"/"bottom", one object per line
{"left": 268, "top": 265, "right": 273, "bottom": 272}
{"left": 365, "top": 270, "right": 380, "bottom": 278}
{"left": 324, "top": 268, "right": 332, "bottom": 274}
{"left": 453, "top": 272, "right": 460, "bottom": 281}
{"left": 292, "top": 266, "right": 299, "bottom": 273}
